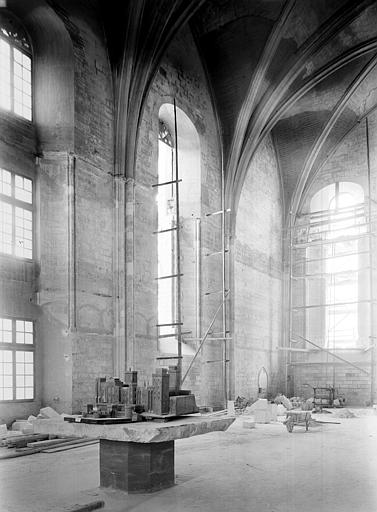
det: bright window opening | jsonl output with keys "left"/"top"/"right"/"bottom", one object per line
{"left": 0, "top": 318, "right": 34, "bottom": 401}
{"left": 0, "top": 168, "right": 33, "bottom": 259}
{"left": 309, "top": 182, "right": 365, "bottom": 348}
{"left": 0, "top": 11, "right": 32, "bottom": 120}
{"left": 157, "top": 120, "right": 176, "bottom": 347}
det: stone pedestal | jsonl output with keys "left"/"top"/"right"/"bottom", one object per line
{"left": 34, "top": 415, "right": 235, "bottom": 494}
{"left": 100, "top": 439, "right": 174, "bottom": 493}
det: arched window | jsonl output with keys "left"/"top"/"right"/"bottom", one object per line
{"left": 0, "top": 10, "right": 32, "bottom": 120}
{"left": 156, "top": 104, "right": 200, "bottom": 357}
{"left": 308, "top": 182, "right": 366, "bottom": 348}
{"left": 157, "top": 120, "right": 176, "bottom": 344}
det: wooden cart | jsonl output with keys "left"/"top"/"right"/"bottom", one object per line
{"left": 285, "top": 410, "right": 311, "bottom": 432}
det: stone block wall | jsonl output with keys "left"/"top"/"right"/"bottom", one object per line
{"left": 234, "top": 136, "right": 283, "bottom": 401}
{"left": 0, "top": 2, "right": 115, "bottom": 423}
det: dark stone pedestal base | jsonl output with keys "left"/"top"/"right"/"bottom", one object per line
{"left": 99, "top": 439, "right": 175, "bottom": 493}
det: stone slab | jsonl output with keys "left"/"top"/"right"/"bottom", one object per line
{"left": 33, "top": 416, "right": 235, "bottom": 443}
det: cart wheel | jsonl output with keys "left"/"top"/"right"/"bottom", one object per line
{"left": 286, "top": 421, "right": 293, "bottom": 433}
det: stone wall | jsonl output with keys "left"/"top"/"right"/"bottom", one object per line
{"left": 0, "top": 2, "right": 114, "bottom": 424}
{"left": 234, "top": 135, "right": 283, "bottom": 400}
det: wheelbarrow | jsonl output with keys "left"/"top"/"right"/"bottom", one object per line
{"left": 284, "top": 410, "right": 311, "bottom": 432}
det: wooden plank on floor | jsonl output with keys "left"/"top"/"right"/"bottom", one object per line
{"left": 26, "top": 437, "right": 78, "bottom": 448}
{"left": 41, "top": 440, "right": 99, "bottom": 453}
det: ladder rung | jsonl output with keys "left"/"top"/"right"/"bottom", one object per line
{"left": 153, "top": 227, "right": 178, "bottom": 234}
{"left": 205, "top": 250, "right": 229, "bottom": 257}
{"left": 156, "top": 322, "right": 184, "bottom": 327}
{"left": 204, "top": 289, "right": 229, "bottom": 296}
{"left": 155, "top": 273, "right": 183, "bottom": 280}
{"left": 205, "top": 359, "right": 230, "bottom": 364}
{"left": 205, "top": 208, "right": 231, "bottom": 217}
{"left": 183, "top": 337, "right": 232, "bottom": 341}
{"left": 152, "top": 179, "right": 182, "bottom": 188}
{"left": 158, "top": 331, "right": 191, "bottom": 339}
{"left": 156, "top": 356, "right": 184, "bottom": 360}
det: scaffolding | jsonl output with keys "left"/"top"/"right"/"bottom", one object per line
{"left": 154, "top": 100, "right": 230, "bottom": 405}
{"left": 181, "top": 155, "right": 231, "bottom": 407}
{"left": 287, "top": 124, "right": 377, "bottom": 404}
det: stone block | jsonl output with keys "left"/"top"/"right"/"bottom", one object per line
{"left": 100, "top": 439, "right": 174, "bottom": 493}
{"left": 39, "top": 406, "right": 61, "bottom": 419}
{"left": 242, "top": 419, "right": 255, "bottom": 429}
{"left": 169, "top": 394, "right": 198, "bottom": 416}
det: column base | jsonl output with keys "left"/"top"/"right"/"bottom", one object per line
{"left": 99, "top": 439, "right": 175, "bottom": 493}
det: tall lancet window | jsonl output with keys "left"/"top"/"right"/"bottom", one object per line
{"left": 157, "top": 120, "right": 177, "bottom": 349}
{"left": 0, "top": 11, "right": 32, "bottom": 120}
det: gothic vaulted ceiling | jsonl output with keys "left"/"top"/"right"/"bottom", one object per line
{"left": 103, "top": 0, "right": 377, "bottom": 217}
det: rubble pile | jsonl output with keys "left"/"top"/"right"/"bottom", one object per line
{"left": 234, "top": 396, "right": 253, "bottom": 414}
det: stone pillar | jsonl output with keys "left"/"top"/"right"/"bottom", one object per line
{"left": 38, "top": 151, "right": 73, "bottom": 412}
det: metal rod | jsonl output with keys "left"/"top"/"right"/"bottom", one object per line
{"left": 156, "top": 356, "right": 183, "bottom": 360}
{"left": 293, "top": 211, "right": 367, "bottom": 230}
{"left": 278, "top": 347, "right": 311, "bottom": 352}
{"left": 293, "top": 232, "right": 372, "bottom": 249}
{"left": 204, "top": 289, "right": 229, "bottom": 296}
{"left": 153, "top": 226, "right": 178, "bottom": 234}
{"left": 195, "top": 218, "right": 201, "bottom": 339}
{"left": 182, "top": 290, "right": 230, "bottom": 385}
{"left": 205, "top": 359, "right": 230, "bottom": 364}
{"left": 293, "top": 299, "right": 375, "bottom": 310}
{"left": 366, "top": 117, "right": 375, "bottom": 404}
{"left": 183, "top": 337, "right": 232, "bottom": 341}
{"left": 67, "top": 153, "right": 77, "bottom": 332}
{"left": 292, "top": 334, "right": 370, "bottom": 375}
{"left": 301, "top": 250, "right": 369, "bottom": 264}
{"left": 300, "top": 222, "right": 369, "bottom": 239}
{"left": 205, "top": 208, "right": 231, "bottom": 217}
{"left": 292, "top": 267, "right": 371, "bottom": 279}
{"left": 297, "top": 202, "right": 365, "bottom": 218}
{"left": 221, "top": 147, "right": 228, "bottom": 406}
{"left": 205, "top": 249, "right": 229, "bottom": 257}
{"left": 173, "top": 99, "right": 182, "bottom": 388}
{"left": 155, "top": 273, "right": 183, "bottom": 280}
{"left": 156, "top": 322, "right": 183, "bottom": 327}
{"left": 287, "top": 211, "right": 293, "bottom": 395}
{"left": 152, "top": 179, "right": 182, "bottom": 188}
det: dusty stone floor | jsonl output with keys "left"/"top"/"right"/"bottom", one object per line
{"left": 1, "top": 410, "right": 377, "bottom": 512}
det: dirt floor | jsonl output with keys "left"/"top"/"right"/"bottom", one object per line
{"left": 1, "top": 409, "right": 377, "bottom": 512}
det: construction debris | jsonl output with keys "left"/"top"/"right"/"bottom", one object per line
{"left": 274, "top": 394, "right": 293, "bottom": 410}
{"left": 38, "top": 406, "right": 62, "bottom": 419}
{"left": 11, "top": 420, "right": 34, "bottom": 434}
{"left": 276, "top": 404, "right": 287, "bottom": 416}
{"left": 234, "top": 396, "right": 253, "bottom": 413}
{"left": 243, "top": 399, "right": 276, "bottom": 424}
